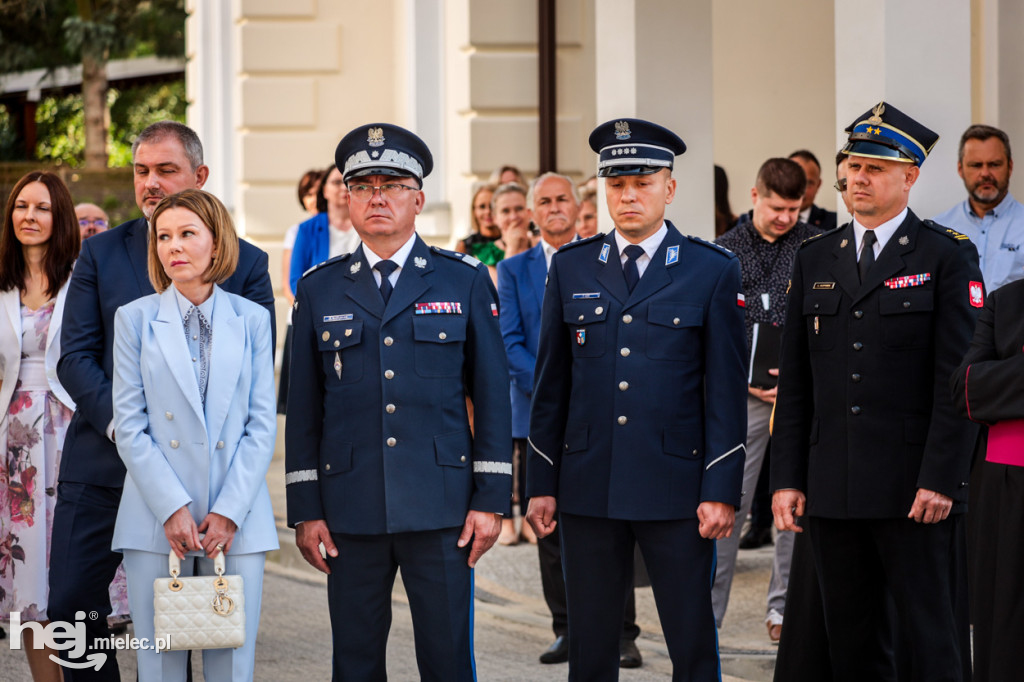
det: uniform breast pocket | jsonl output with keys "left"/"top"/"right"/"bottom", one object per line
{"left": 803, "top": 292, "right": 841, "bottom": 351}
{"left": 878, "top": 289, "right": 933, "bottom": 350}
{"left": 317, "top": 320, "right": 363, "bottom": 384}
{"left": 563, "top": 299, "right": 608, "bottom": 358}
{"left": 646, "top": 302, "right": 703, "bottom": 361}
{"left": 413, "top": 316, "right": 467, "bottom": 377}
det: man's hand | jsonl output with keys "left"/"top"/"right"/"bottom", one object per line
{"left": 526, "top": 496, "right": 558, "bottom": 538}
{"left": 748, "top": 369, "right": 780, "bottom": 403}
{"left": 295, "top": 519, "right": 338, "bottom": 574}
{"left": 908, "top": 488, "right": 953, "bottom": 524}
{"left": 772, "top": 489, "right": 806, "bottom": 532}
{"left": 457, "top": 510, "right": 502, "bottom": 568}
{"left": 697, "top": 501, "right": 735, "bottom": 540}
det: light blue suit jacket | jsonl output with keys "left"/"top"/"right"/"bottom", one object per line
{"left": 111, "top": 285, "right": 279, "bottom": 555}
{"left": 497, "top": 243, "right": 547, "bottom": 438}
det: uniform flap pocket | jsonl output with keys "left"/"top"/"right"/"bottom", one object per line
{"left": 905, "top": 417, "right": 929, "bottom": 445}
{"left": 563, "top": 299, "right": 609, "bottom": 325}
{"left": 435, "top": 430, "right": 472, "bottom": 467}
{"left": 648, "top": 302, "right": 703, "bottom": 328}
{"left": 322, "top": 442, "right": 353, "bottom": 476}
{"left": 413, "top": 316, "right": 467, "bottom": 344}
{"left": 803, "top": 292, "right": 841, "bottom": 316}
{"left": 879, "top": 289, "right": 934, "bottom": 315}
{"left": 564, "top": 424, "right": 589, "bottom": 454}
{"left": 663, "top": 427, "right": 701, "bottom": 459}
{"left": 316, "top": 320, "right": 362, "bottom": 351}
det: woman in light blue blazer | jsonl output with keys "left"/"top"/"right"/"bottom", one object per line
{"left": 112, "top": 189, "right": 277, "bottom": 681}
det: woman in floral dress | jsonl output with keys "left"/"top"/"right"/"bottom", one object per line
{"left": 0, "top": 171, "right": 80, "bottom": 681}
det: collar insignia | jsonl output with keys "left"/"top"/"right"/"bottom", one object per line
{"left": 898, "top": 235, "right": 910, "bottom": 246}
{"left": 414, "top": 256, "right": 427, "bottom": 269}
{"left": 840, "top": 238, "right": 849, "bottom": 248}
{"left": 666, "top": 244, "right": 679, "bottom": 265}
{"left": 599, "top": 243, "right": 610, "bottom": 263}
{"left": 350, "top": 261, "right": 362, "bottom": 275}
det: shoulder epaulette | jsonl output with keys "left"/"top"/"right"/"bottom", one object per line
{"left": 300, "top": 251, "right": 353, "bottom": 280}
{"left": 923, "top": 219, "right": 970, "bottom": 242}
{"left": 431, "top": 245, "right": 483, "bottom": 268}
{"left": 686, "top": 234, "right": 735, "bottom": 258}
{"left": 798, "top": 224, "right": 844, "bottom": 249}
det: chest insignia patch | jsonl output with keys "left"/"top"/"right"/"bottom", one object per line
{"left": 970, "top": 281, "right": 984, "bottom": 308}
{"left": 884, "top": 273, "right": 931, "bottom": 289}
{"left": 812, "top": 282, "right": 835, "bottom": 290}
{"left": 323, "top": 314, "right": 354, "bottom": 322}
{"left": 576, "top": 328, "right": 586, "bottom": 346}
{"left": 599, "top": 243, "right": 610, "bottom": 264}
{"left": 666, "top": 245, "right": 679, "bottom": 265}
{"left": 414, "top": 301, "right": 463, "bottom": 315}
{"left": 572, "top": 292, "right": 600, "bottom": 299}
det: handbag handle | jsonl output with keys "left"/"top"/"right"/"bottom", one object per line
{"left": 167, "top": 548, "right": 227, "bottom": 578}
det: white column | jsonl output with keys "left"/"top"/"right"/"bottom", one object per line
{"left": 593, "top": 0, "right": 714, "bottom": 238}
{"left": 185, "top": 0, "right": 237, "bottom": 215}
{"left": 994, "top": 0, "right": 1024, "bottom": 200}
{"left": 833, "top": 0, "right": 971, "bottom": 220}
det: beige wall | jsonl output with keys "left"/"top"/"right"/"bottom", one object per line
{"left": 712, "top": 0, "right": 837, "bottom": 220}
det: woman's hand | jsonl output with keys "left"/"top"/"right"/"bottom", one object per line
{"left": 164, "top": 506, "right": 202, "bottom": 559}
{"left": 198, "top": 512, "right": 238, "bottom": 558}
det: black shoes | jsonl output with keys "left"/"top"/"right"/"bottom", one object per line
{"left": 619, "top": 639, "right": 643, "bottom": 668}
{"left": 739, "top": 525, "right": 774, "bottom": 550}
{"left": 539, "top": 635, "right": 569, "bottom": 664}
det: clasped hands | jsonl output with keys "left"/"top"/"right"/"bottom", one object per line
{"left": 164, "top": 506, "right": 237, "bottom": 559}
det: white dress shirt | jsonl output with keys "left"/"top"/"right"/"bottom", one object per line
{"left": 614, "top": 222, "right": 668, "bottom": 278}
{"left": 853, "top": 207, "right": 908, "bottom": 262}
{"left": 363, "top": 232, "right": 418, "bottom": 287}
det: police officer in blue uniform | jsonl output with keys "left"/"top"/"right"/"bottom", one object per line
{"left": 772, "top": 102, "right": 981, "bottom": 681}
{"left": 526, "top": 118, "right": 748, "bottom": 681}
{"left": 285, "top": 123, "right": 512, "bottom": 681}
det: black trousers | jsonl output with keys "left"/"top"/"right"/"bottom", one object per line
{"left": 772, "top": 522, "right": 832, "bottom": 682}
{"left": 560, "top": 513, "right": 718, "bottom": 682}
{"left": 808, "top": 516, "right": 969, "bottom": 682}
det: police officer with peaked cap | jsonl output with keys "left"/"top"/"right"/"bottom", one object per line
{"left": 771, "top": 102, "right": 981, "bottom": 681}
{"left": 526, "top": 118, "right": 748, "bottom": 681}
{"left": 285, "top": 123, "right": 512, "bottom": 681}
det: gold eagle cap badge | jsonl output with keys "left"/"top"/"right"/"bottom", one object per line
{"left": 868, "top": 102, "right": 885, "bottom": 125}
{"left": 367, "top": 127, "right": 385, "bottom": 147}
{"left": 614, "top": 120, "right": 631, "bottom": 140}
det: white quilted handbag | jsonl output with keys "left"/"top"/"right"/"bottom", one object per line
{"left": 153, "top": 550, "right": 245, "bottom": 651}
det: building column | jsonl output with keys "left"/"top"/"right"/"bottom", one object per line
{"left": 833, "top": 0, "right": 972, "bottom": 220}
{"left": 593, "top": 0, "right": 714, "bottom": 238}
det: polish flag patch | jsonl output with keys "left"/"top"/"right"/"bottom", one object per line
{"left": 969, "top": 281, "right": 984, "bottom": 308}
{"left": 736, "top": 293, "right": 746, "bottom": 308}
{"left": 490, "top": 302, "right": 499, "bottom": 317}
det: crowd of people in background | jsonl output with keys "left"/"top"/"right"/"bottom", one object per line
{"left": 1, "top": 108, "right": 1022, "bottom": 682}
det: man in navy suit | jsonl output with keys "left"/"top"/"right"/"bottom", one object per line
{"left": 49, "top": 121, "right": 274, "bottom": 679}
{"left": 498, "top": 172, "right": 642, "bottom": 667}
{"left": 286, "top": 124, "right": 512, "bottom": 681}
{"left": 789, "top": 150, "right": 838, "bottom": 231}
{"left": 527, "top": 118, "right": 748, "bottom": 680}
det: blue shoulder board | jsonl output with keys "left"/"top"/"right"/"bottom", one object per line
{"left": 430, "top": 245, "right": 484, "bottom": 268}
{"left": 557, "top": 233, "right": 605, "bottom": 253}
{"left": 686, "top": 234, "right": 736, "bottom": 259}
{"left": 300, "top": 251, "right": 353, "bottom": 279}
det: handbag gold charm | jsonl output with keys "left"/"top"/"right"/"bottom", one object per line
{"left": 154, "top": 549, "right": 246, "bottom": 650}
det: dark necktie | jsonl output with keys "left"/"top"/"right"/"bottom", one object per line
{"left": 859, "top": 230, "right": 877, "bottom": 283}
{"left": 623, "top": 244, "right": 644, "bottom": 293}
{"left": 374, "top": 260, "right": 398, "bottom": 303}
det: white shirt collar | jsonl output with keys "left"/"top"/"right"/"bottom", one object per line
{"left": 362, "top": 232, "right": 418, "bottom": 282}
{"left": 614, "top": 222, "right": 667, "bottom": 261}
{"left": 799, "top": 206, "right": 811, "bottom": 224}
{"left": 853, "top": 207, "right": 908, "bottom": 257}
{"left": 540, "top": 238, "right": 560, "bottom": 270}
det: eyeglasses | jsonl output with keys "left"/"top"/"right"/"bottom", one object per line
{"left": 78, "top": 218, "right": 108, "bottom": 228}
{"left": 347, "top": 183, "right": 418, "bottom": 202}
{"left": 833, "top": 178, "right": 848, "bottom": 192}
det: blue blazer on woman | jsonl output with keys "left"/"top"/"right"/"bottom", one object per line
{"left": 289, "top": 213, "right": 330, "bottom": 294}
{"left": 111, "top": 285, "right": 279, "bottom": 555}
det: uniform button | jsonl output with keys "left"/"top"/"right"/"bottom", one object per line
{"left": 620, "top": 347, "right": 630, "bottom": 357}
{"left": 853, "top": 310, "right": 863, "bottom": 319}
{"left": 595, "top": 306, "right": 604, "bottom": 315}
{"left": 165, "top": 411, "right": 173, "bottom": 420}
{"left": 439, "top": 332, "right": 447, "bottom": 340}
{"left": 564, "top": 444, "right": 569, "bottom": 450}
{"left": 853, "top": 342, "right": 863, "bottom": 351}
{"left": 334, "top": 340, "right": 340, "bottom": 348}
{"left": 384, "top": 369, "right": 395, "bottom": 379}
{"left": 692, "top": 449, "right": 698, "bottom": 455}
{"left": 618, "top": 381, "right": 629, "bottom": 391}
{"left": 460, "top": 455, "right": 466, "bottom": 462}
{"left": 386, "top": 404, "right": 396, "bottom": 414}
{"left": 322, "top": 331, "right": 330, "bottom": 342}
{"left": 170, "top": 440, "right": 179, "bottom": 449}
{"left": 578, "top": 314, "right": 584, "bottom": 321}
{"left": 325, "top": 463, "right": 331, "bottom": 471}
{"left": 387, "top": 437, "right": 397, "bottom": 447}
{"left": 814, "top": 303, "right": 820, "bottom": 310}
{"left": 617, "top": 416, "right": 628, "bottom": 425}
{"left": 384, "top": 336, "right": 394, "bottom": 346}
{"left": 851, "top": 373, "right": 861, "bottom": 382}
{"left": 622, "top": 314, "right": 633, "bottom": 324}
{"left": 673, "top": 317, "right": 680, "bottom": 325}
{"left": 216, "top": 440, "right": 225, "bottom": 449}
{"left": 851, "top": 406, "right": 861, "bottom": 415}
{"left": 903, "top": 300, "right": 911, "bottom": 309}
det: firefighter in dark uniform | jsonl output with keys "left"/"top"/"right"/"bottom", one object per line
{"left": 285, "top": 123, "right": 512, "bottom": 682}
{"left": 526, "top": 118, "right": 748, "bottom": 681}
{"left": 771, "top": 102, "right": 981, "bottom": 682}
